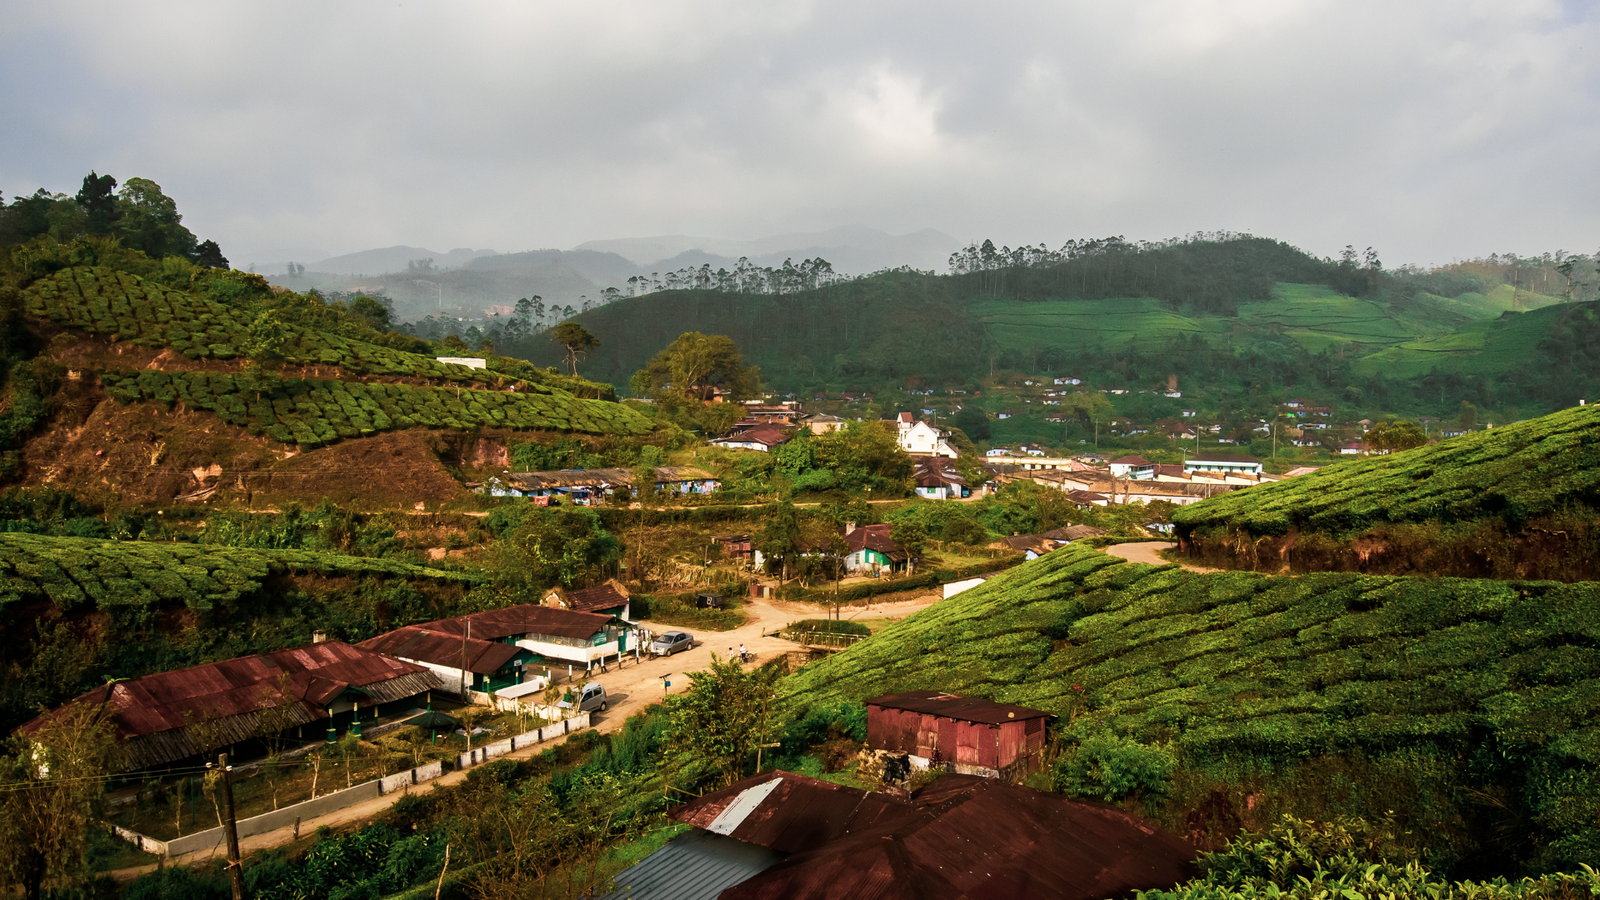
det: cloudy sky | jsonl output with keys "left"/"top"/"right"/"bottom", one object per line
{"left": 3, "top": 0, "right": 1596, "bottom": 266}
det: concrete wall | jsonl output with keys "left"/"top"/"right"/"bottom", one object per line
{"left": 113, "top": 824, "right": 167, "bottom": 857}
{"left": 114, "top": 715, "right": 592, "bottom": 859}
{"left": 453, "top": 713, "right": 590, "bottom": 770}
{"left": 380, "top": 760, "right": 444, "bottom": 794}
{"left": 165, "top": 778, "right": 385, "bottom": 856}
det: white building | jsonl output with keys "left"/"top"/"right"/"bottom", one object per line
{"left": 1183, "top": 454, "right": 1263, "bottom": 476}
{"left": 890, "top": 413, "right": 958, "bottom": 458}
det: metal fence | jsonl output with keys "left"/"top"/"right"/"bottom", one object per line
{"left": 777, "top": 627, "right": 868, "bottom": 650}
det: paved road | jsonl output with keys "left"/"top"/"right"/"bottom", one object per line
{"left": 1104, "top": 541, "right": 1219, "bottom": 573}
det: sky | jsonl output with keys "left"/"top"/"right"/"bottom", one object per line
{"left": 3, "top": 0, "right": 1597, "bottom": 267}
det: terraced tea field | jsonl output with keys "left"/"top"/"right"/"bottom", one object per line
{"left": 99, "top": 369, "right": 655, "bottom": 447}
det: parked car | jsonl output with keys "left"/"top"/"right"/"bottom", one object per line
{"left": 650, "top": 631, "right": 693, "bottom": 657}
{"left": 558, "top": 682, "right": 608, "bottom": 713}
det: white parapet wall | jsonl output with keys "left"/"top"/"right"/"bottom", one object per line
{"left": 455, "top": 713, "right": 590, "bottom": 770}
{"left": 435, "top": 357, "right": 487, "bottom": 369}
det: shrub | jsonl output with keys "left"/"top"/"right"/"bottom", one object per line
{"left": 1054, "top": 730, "right": 1176, "bottom": 807}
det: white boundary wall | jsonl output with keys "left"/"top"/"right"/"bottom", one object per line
{"left": 114, "top": 715, "right": 591, "bottom": 858}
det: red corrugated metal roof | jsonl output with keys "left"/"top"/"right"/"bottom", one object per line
{"left": 561, "top": 580, "right": 630, "bottom": 614}
{"left": 867, "top": 691, "right": 1054, "bottom": 726}
{"left": 358, "top": 626, "right": 524, "bottom": 674}
{"left": 17, "top": 641, "right": 430, "bottom": 741}
{"left": 673, "top": 771, "right": 921, "bottom": 854}
{"left": 423, "top": 603, "right": 613, "bottom": 641}
{"left": 712, "top": 774, "right": 1195, "bottom": 900}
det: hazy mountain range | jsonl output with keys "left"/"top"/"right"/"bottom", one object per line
{"left": 248, "top": 226, "right": 961, "bottom": 320}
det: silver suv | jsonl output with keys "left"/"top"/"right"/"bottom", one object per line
{"left": 559, "top": 682, "right": 608, "bottom": 713}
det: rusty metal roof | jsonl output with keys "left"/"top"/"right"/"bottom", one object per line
{"left": 555, "top": 579, "right": 631, "bottom": 614}
{"left": 709, "top": 774, "right": 1195, "bottom": 900}
{"left": 358, "top": 625, "right": 524, "bottom": 674}
{"left": 866, "top": 691, "right": 1054, "bottom": 726}
{"left": 672, "top": 771, "right": 921, "bottom": 854}
{"left": 422, "top": 603, "right": 614, "bottom": 641}
{"left": 16, "top": 641, "right": 437, "bottom": 769}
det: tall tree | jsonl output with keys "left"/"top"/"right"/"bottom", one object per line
{"left": 550, "top": 321, "right": 600, "bottom": 377}
{"left": 755, "top": 501, "right": 805, "bottom": 582}
{"left": 636, "top": 332, "right": 760, "bottom": 403}
{"left": 666, "top": 654, "right": 781, "bottom": 787}
{"left": 115, "top": 177, "right": 198, "bottom": 259}
{"left": 74, "top": 171, "right": 119, "bottom": 235}
{"left": 0, "top": 701, "right": 122, "bottom": 900}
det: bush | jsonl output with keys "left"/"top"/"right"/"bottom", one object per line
{"left": 781, "top": 700, "right": 868, "bottom": 757}
{"left": 1054, "top": 730, "right": 1176, "bottom": 808}
{"left": 787, "top": 618, "right": 870, "bottom": 637}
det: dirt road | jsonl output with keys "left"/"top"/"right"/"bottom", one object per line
{"left": 113, "top": 589, "right": 941, "bottom": 880}
{"left": 1104, "top": 541, "right": 1219, "bottom": 573}
{"left": 586, "top": 588, "right": 942, "bottom": 734}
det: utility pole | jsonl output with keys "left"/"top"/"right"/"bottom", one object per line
{"left": 218, "top": 753, "right": 244, "bottom": 900}
{"left": 460, "top": 619, "right": 470, "bottom": 698}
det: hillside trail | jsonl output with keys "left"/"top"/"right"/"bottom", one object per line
{"left": 108, "top": 588, "right": 941, "bottom": 882}
{"left": 1105, "top": 541, "right": 1220, "bottom": 573}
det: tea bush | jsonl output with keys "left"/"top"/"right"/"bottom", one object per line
{"left": 98, "top": 368, "right": 654, "bottom": 447}
{"left": 782, "top": 546, "right": 1600, "bottom": 873}
{"left": 1172, "top": 404, "right": 1600, "bottom": 579}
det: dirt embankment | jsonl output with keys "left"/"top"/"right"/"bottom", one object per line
{"left": 17, "top": 373, "right": 518, "bottom": 508}
{"left": 1178, "top": 523, "right": 1600, "bottom": 583}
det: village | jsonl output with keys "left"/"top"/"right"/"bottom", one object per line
{"left": 10, "top": 384, "right": 1343, "bottom": 895}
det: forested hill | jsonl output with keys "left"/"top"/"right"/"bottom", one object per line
{"left": 533, "top": 236, "right": 1352, "bottom": 387}
{"left": 532, "top": 235, "right": 1591, "bottom": 417}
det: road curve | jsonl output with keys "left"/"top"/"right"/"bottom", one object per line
{"left": 1103, "top": 541, "right": 1220, "bottom": 573}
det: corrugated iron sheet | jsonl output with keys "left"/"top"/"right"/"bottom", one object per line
{"left": 358, "top": 626, "right": 523, "bottom": 674}
{"left": 672, "top": 771, "right": 922, "bottom": 855}
{"left": 713, "top": 774, "right": 1195, "bottom": 900}
{"left": 422, "top": 603, "right": 613, "bottom": 641}
{"left": 16, "top": 641, "right": 438, "bottom": 771}
{"left": 599, "top": 828, "right": 784, "bottom": 900}
{"left": 867, "top": 691, "right": 1054, "bottom": 726}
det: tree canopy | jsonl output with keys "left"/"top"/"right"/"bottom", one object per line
{"left": 550, "top": 321, "right": 599, "bottom": 377}
{"left": 636, "top": 332, "right": 760, "bottom": 403}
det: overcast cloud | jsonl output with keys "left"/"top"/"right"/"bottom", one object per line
{"left": 2, "top": 0, "right": 1596, "bottom": 267}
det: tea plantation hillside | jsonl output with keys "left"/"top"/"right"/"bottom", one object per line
{"left": 24, "top": 267, "right": 594, "bottom": 389}
{"left": 2, "top": 263, "right": 661, "bottom": 499}
{"left": 98, "top": 369, "right": 653, "bottom": 448}
{"left": 783, "top": 546, "right": 1600, "bottom": 873}
{"left": 1171, "top": 403, "right": 1600, "bottom": 579}
{"left": 0, "top": 532, "right": 482, "bottom": 733}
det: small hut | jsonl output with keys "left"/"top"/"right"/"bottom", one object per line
{"left": 866, "top": 691, "right": 1054, "bottom": 780}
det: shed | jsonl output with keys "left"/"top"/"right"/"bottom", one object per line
{"left": 542, "top": 578, "right": 631, "bottom": 619}
{"left": 866, "top": 691, "right": 1053, "bottom": 779}
{"left": 17, "top": 641, "right": 437, "bottom": 772}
